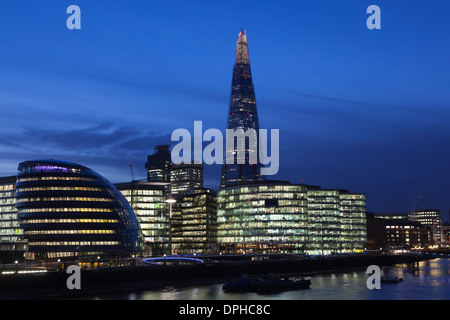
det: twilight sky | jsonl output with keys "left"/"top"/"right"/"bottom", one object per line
{"left": 0, "top": 0, "right": 449, "bottom": 219}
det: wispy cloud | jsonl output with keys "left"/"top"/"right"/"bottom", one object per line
{"left": 0, "top": 123, "right": 172, "bottom": 179}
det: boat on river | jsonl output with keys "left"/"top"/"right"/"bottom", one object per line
{"left": 381, "top": 275, "right": 403, "bottom": 284}
{"left": 222, "top": 274, "right": 311, "bottom": 294}
{"left": 256, "top": 275, "right": 311, "bottom": 294}
{"left": 222, "top": 274, "right": 261, "bottom": 292}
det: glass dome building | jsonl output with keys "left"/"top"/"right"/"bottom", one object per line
{"left": 16, "top": 160, "right": 144, "bottom": 259}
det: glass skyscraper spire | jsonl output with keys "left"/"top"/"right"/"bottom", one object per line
{"left": 221, "top": 30, "right": 261, "bottom": 187}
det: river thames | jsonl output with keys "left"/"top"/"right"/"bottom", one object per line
{"left": 86, "top": 258, "right": 450, "bottom": 300}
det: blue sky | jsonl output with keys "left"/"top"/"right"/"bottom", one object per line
{"left": 0, "top": 0, "right": 449, "bottom": 218}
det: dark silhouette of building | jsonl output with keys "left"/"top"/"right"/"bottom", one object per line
{"left": 221, "top": 30, "right": 261, "bottom": 187}
{"left": 145, "top": 145, "right": 171, "bottom": 182}
{"left": 145, "top": 145, "right": 204, "bottom": 197}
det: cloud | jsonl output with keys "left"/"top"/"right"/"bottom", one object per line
{"left": 0, "top": 123, "right": 172, "bottom": 180}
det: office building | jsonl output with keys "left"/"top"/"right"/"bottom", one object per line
{"left": 16, "top": 160, "right": 144, "bottom": 260}
{"left": 170, "top": 163, "right": 204, "bottom": 197}
{"left": 306, "top": 187, "right": 367, "bottom": 255}
{"left": 145, "top": 145, "right": 204, "bottom": 197}
{"left": 410, "top": 209, "right": 443, "bottom": 245}
{"left": 217, "top": 181, "right": 309, "bottom": 253}
{"left": 145, "top": 145, "right": 171, "bottom": 182}
{"left": 385, "top": 219, "right": 432, "bottom": 251}
{"left": 115, "top": 181, "right": 170, "bottom": 256}
{"left": 172, "top": 188, "right": 217, "bottom": 254}
{"left": 306, "top": 188, "right": 341, "bottom": 255}
{"left": 339, "top": 192, "right": 368, "bottom": 252}
{"left": 0, "top": 176, "right": 27, "bottom": 262}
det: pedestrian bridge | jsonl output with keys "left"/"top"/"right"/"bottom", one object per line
{"left": 142, "top": 256, "right": 204, "bottom": 266}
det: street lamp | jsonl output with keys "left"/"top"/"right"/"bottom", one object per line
{"left": 166, "top": 198, "right": 177, "bottom": 256}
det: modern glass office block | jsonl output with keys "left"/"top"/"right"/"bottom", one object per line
{"left": 0, "top": 176, "right": 27, "bottom": 261}
{"left": 116, "top": 181, "right": 169, "bottom": 256}
{"left": 217, "top": 181, "right": 308, "bottom": 253}
{"left": 172, "top": 188, "right": 217, "bottom": 254}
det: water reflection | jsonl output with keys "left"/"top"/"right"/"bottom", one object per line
{"left": 89, "top": 258, "right": 450, "bottom": 300}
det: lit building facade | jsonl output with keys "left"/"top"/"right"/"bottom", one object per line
{"left": 16, "top": 160, "right": 144, "bottom": 260}
{"left": 217, "top": 181, "right": 308, "bottom": 253}
{"left": 217, "top": 181, "right": 368, "bottom": 255}
{"left": 339, "top": 192, "right": 368, "bottom": 252}
{"left": 410, "top": 209, "right": 443, "bottom": 245}
{"left": 172, "top": 188, "right": 217, "bottom": 254}
{"left": 306, "top": 188, "right": 341, "bottom": 255}
{"left": 0, "top": 176, "right": 27, "bottom": 262}
{"left": 221, "top": 30, "right": 261, "bottom": 187}
{"left": 170, "top": 164, "right": 204, "bottom": 197}
{"left": 115, "top": 181, "right": 170, "bottom": 256}
{"left": 306, "top": 188, "right": 367, "bottom": 255}
{"left": 373, "top": 213, "right": 410, "bottom": 220}
{"left": 385, "top": 220, "right": 432, "bottom": 251}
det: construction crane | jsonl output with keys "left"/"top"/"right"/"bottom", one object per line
{"left": 418, "top": 195, "right": 428, "bottom": 210}
{"left": 128, "top": 163, "right": 135, "bottom": 181}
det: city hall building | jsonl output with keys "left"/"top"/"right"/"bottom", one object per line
{"left": 16, "top": 160, "right": 144, "bottom": 260}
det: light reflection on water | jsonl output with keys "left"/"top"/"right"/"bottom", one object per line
{"left": 90, "top": 258, "right": 450, "bottom": 300}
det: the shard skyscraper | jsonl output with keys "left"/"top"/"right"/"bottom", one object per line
{"left": 220, "top": 30, "right": 261, "bottom": 188}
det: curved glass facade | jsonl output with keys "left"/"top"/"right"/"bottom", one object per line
{"left": 16, "top": 160, "right": 144, "bottom": 259}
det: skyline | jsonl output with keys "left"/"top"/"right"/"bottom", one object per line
{"left": 0, "top": 1, "right": 449, "bottom": 218}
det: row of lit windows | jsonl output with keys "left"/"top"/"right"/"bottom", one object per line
{"left": 17, "top": 176, "right": 98, "bottom": 183}
{"left": 0, "top": 220, "right": 20, "bottom": 227}
{"left": 24, "top": 229, "right": 116, "bottom": 235}
{"left": 17, "top": 197, "right": 113, "bottom": 203}
{"left": 219, "top": 185, "right": 307, "bottom": 195}
{"left": 128, "top": 202, "right": 165, "bottom": 209}
{"left": 19, "top": 207, "right": 113, "bottom": 213}
{"left": 28, "top": 241, "right": 120, "bottom": 246}
{"left": 221, "top": 200, "right": 307, "bottom": 209}
{"left": 219, "top": 193, "right": 306, "bottom": 201}
{"left": 0, "top": 184, "right": 14, "bottom": 191}
{"left": 126, "top": 197, "right": 166, "bottom": 203}
{"left": 17, "top": 186, "right": 104, "bottom": 192}
{"left": 218, "top": 236, "right": 308, "bottom": 243}
{"left": 0, "top": 228, "right": 22, "bottom": 235}
{"left": 0, "top": 199, "right": 15, "bottom": 205}
{"left": 0, "top": 214, "right": 18, "bottom": 221}
{"left": 21, "top": 219, "right": 119, "bottom": 224}
{"left": 120, "top": 189, "right": 164, "bottom": 196}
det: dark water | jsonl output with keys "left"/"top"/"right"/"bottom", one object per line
{"left": 89, "top": 258, "right": 450, "bottom": 300}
